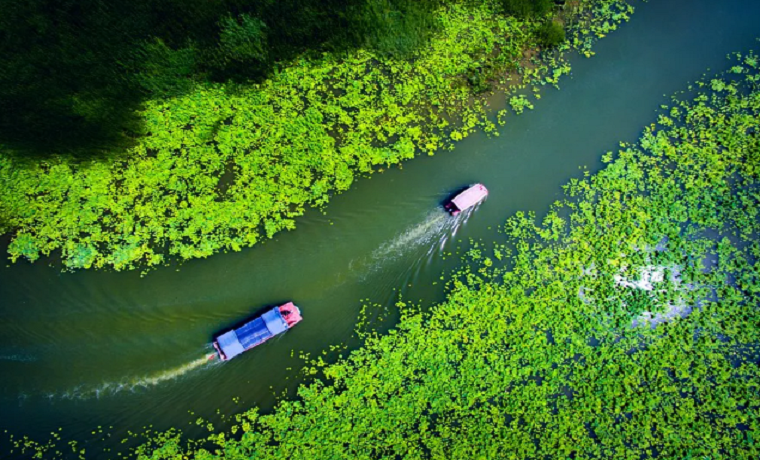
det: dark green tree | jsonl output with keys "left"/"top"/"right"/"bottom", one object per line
{"left": 535, "top": 21, "right": 566, "bottom": 48}
{"left": 0, "top": 0, "right": 454, "bottom": 156}
{"left": 500, "top": 0, "right": 552, "bottom": 18}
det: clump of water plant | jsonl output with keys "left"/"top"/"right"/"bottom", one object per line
{"left": 509, "top": 94, "right": 535, "bottom": 113}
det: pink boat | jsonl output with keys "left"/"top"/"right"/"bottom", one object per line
{"left": 444, "top": 183, "right": 488, "bottom": 216}
{"left": 213, "top": 302, "right": 303, "bottom": 361}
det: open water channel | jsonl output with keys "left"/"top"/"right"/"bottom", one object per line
{"left": 1, "top": 0, "right": 759, "bottom": 455}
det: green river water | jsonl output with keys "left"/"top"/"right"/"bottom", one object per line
{"left": 1, "top": 0, "right": 760, "bottom": 455}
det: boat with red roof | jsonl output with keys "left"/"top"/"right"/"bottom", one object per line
{"left": 213, "top": 302, "right": 303, "bottom": 361}
{"left": 444, "top": 183, "right": 488, "bottom": 216}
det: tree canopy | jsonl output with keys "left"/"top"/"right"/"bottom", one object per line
{"left": 0, "top": 0, "right": 452, "bottom": 156}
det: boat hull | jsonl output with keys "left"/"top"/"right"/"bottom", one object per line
{"left": 214, "top": 303, "right": 302, "bottom": 361}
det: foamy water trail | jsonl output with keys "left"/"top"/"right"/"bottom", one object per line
{"left": 351, "top": 207, "right": 474, "bottom": 291}
{"left": 50, "top": 349, "right": 219, "bottom": 401}
{"left": 369, "top": 209, "right": 463, "bottom": 264}
{"left": 0, "top": 354, "right": 36, "bottom": 363}
{"left": 370, "top": 211, "right": 450, "bottom": 262}
{"left": 352, "top": 208, "right": 478, "bottom": 331}
{"left": 129, "top": 355, "right": 215, "bottom": 388}
{"left": 334, "top": 206, "right": 476, "bottom": 300}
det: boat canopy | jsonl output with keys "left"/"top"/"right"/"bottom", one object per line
{"left": 216, "top": 330, "right": 245, "bottom": 360}
{"left": 262, "top": 308, "right": 288, "bottom": 335}
{"left": 216, "top": 307, "right": 289, "bottom": 360}
{"left": 451, "top": 184, "right": 488, "bottom": 211}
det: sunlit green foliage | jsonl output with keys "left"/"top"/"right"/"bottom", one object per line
{"left": 0, "top": 0, "right": 633, "bottom": 271}
{"left": 509, "top": 94, "right": 535, "bottom": 113}
{"left": 120, "top": 53, "right": 758, "bottom": 459}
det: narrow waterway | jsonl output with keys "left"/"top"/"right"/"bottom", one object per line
{"left": 1, "top": 0, "right": 759, "bottom": 454}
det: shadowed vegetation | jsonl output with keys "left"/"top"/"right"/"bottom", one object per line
{"left": 536, "top": 20, "right": 567, "bottom": 47}
{"left": 0, "top": 0, "right": 451, "bottom": 157}
{"left": 501, "top": 0, "right": 554, "bottom": 18}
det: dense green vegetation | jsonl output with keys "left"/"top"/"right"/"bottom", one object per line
{"left": 0, "top": 0, "right": 633, "bottom": 271}
{"left": 501, "top": 0, "right": 553, "bottom": 19}
{"left": 0, "top": 0, "right": 446, "bottom": 155}
{"left": 0, "top": 0, "right": 568, "bottom": 156}
{"left": 114, "top": 52, "right": 758, "bottom": 459}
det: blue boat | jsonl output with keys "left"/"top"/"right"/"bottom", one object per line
{"left": 213, "top": 302, "right": 303, "bottom": 361}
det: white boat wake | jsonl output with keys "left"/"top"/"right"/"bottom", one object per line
{"left": 45, "top": 348, "right": 219, "bottom": 401}
{"left": 351, "top": 208, "right": 470, "bottom": 282}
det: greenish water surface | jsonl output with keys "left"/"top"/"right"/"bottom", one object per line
{"left": 1, "top": 0, "right": 759, "bottom": 454}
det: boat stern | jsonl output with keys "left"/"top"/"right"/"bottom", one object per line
{"left": 213, "top": 340, "right": 228, "bottom": 361}
{"left": 214, "top": 329, "right": 245, "bottom": 361}
{"left": 443, "top": 201, "right": 460, "bottom": 215}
